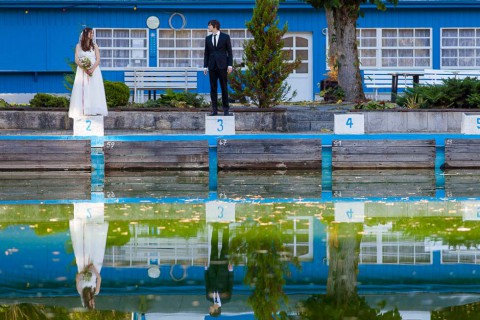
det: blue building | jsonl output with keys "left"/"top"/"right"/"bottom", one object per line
{"left": 0, "top": 0, "right": 480, "bottom": 103}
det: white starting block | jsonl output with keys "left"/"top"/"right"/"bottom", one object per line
{"left": 461, "top": 113, "right": 480, "bottom": 134}
{"left": 205, "top": 114, "right": 235, "bottom": 135}
{"left": 206, "top": 201, "right": 236, "bottom": 223}
{"left": 334, "top": 202, "right": 365, "bottom": 223}
{"left": 73, "top": 115, "right": 104, "bottom": 136}
{"left": 462, "top": 201, "right": 480, "bottom": 221}
{"left": 73, "top": 202, "right": 105, "bottom": 222}
{"left": 334, "top": 113, "right": 364, "bottom": 134}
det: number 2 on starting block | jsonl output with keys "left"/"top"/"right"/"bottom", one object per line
{"left": 73, "top": 115, "right": 104, "bottom": 136}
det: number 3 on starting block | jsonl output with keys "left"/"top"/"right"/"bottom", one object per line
{"left": 334, "top": 114, "right": 364, "bottom": 134}
{"left": 205, "top": 115, "right": 235, "bottom": 135}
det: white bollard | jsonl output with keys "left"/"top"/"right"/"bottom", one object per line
{"left": 73, "top": 115, "right": 104, "bottom": 136}
{"left": 206, "top": 201, "right": 236, "bottom": 223}
{"left": 334, "top": 202, "right": 365, "bottom": 223}
{"left": 334, "top": 113, "right": 364, "bottom": 134}
{"left": 461, "top": 113, "right": 480, "bottom": 134}
{"left": 205, "top": 114, "right": 235, "bottom": 135}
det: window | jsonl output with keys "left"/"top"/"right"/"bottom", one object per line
{"left": 356, "top": 28, "right": 431, "bottom": 69}
{"left": 157, "top": 29, "right": 252, "bottom": 68}
{"left": 95, "top": 28, "right": 148, "bottom": 69}
{"left": 441, "top": 28, "right": 480, "bottom": 68}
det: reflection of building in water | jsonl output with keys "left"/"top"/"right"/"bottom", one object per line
{"left": 103, "top": 216, "right": 314, "bottom": 267}
{"left": 358, "top": 223, "right": 480, "bottom": 265}
{"left": 359, "top": 224, "right": 431, "bottom": 265}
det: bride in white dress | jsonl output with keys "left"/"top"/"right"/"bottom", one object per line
{"left": 69, "top": 27, "right": 108, "bottom": 118}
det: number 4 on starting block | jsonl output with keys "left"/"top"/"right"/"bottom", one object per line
{"left": 334, "top": 114, "right": 364, "bottom": 134}
{"left": 73, "top": 115, "right": 104, "bottom": 136}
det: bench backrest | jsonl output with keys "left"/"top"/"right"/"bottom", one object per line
{"left": 0, "top": 139, "right": 91, "bottom": 171}
{"left": 104, "top": 140, "right": 209, "bottom": 170}
{"left": 363, "top": 69, "right": 420, "bottom": 89}
{"left": 332, "top": 139, "right": 436, "bottom": 169}
{"left": 124, "top": 68, "right": 198, "bottom": 91}
{"left": 217, "top": 138, "right": 322, "bottom": 170}
{"left": 422, "top": 69, "right": 480, "bottom": 85}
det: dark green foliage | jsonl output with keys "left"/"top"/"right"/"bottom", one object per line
{"left": 104, "top": 81, "right": 130, "bottom": 108}
{"left": 354, "top": 100, "right": 397, "bottom": 110}
{"left": 29, "top": 93, "right": 69, "bottom": 108}
{"left": 63, "top": 59, "right": 77, "bottom": 92}
{"left": 229, "top": 0, "right": 300, "bottom": 108}
{"left": 432, "top": 302, "right": 480, "bottom": 319}
{"left": 0, "top": 98, "right": 8, "bottom": 108}
{"left": 396, "top": 77, "right": 480, "bottom": 109}
{"left": 137, "top": 89, "right": 209, "bottom": 109}
{"left": 298, "top": 294, "right": 402, "bottom": 320}
{"left": 305, "top": 0, "right": 398, "bottom": 11}
{"left": 230, "top": 211, "right": 300, "bottom": 319}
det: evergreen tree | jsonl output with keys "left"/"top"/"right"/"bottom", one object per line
{"left": 229, "top": 0, "right": 300, "bottom": 108}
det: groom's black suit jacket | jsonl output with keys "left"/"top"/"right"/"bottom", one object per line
{"left": 204, "top": 32, "right": 233, "bottom": 71}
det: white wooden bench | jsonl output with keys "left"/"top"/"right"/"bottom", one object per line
{"left": 362, "top": 69, "right": 422, "bottom": 101}
{"left": 421, "top": 69, "right": 480, "bottom": 85}
{"left": 124, "top": 67, "right": 198, "bottom": 103}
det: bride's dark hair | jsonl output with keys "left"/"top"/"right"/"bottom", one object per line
{"left": 81, "top": 286, "right": 95, "bottom": 309}
{"left": 80, "top": 27, "right": 95, "bottom": 52}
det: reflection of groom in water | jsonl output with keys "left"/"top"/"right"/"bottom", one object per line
{"left": 205, "top": 223, "right": 233, "bottom": 317}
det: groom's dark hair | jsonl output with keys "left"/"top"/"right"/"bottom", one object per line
{"left": 208, "top": 19, "right": 220, "bottom": 30}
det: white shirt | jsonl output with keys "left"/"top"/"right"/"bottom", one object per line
{"left": 212, "top": 32, "right": 220, "bottom": 47}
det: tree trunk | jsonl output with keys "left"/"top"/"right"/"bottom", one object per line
{"left": 328, "top": 5, "right": 365, "bottom": 102}
{"left": 326, "top": 223, "right": 362, "bottom": 304}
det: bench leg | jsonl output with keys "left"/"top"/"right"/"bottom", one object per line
{"left": 391, "top": 75, "right": 399, "bottom": 103}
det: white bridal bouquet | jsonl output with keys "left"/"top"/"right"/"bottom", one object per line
{"left": 79, "top": 56, "right": 92, "bottom": 77}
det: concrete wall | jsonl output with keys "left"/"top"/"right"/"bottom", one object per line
{"left": 0, "top": 108, "right": 476, "bottom": 133}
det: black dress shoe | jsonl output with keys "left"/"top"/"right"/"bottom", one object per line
{"left": 208, "top": 112, "right": 218, "bottom": 116}
{"left": 223, "top": 112, "right": 231, "bottom": 116}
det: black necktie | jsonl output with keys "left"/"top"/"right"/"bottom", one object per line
{"left": 213, "top": 34, "right": 217, "bottom": 48}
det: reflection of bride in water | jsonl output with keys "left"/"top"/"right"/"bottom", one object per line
{"left": 69, "top": 203, "right": 108, "bottom": 309}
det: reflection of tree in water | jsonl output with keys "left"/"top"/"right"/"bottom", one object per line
{"left": 0, "top": 303, "right": 129, "bottom": 320}
{"left": 299, "top": 222, "right": 401, "bottom": 320}
{"left": 231, "top": 216, "right": 300, "bottom": 320}
{"left": 432, "top": 301, "right": 480, "bottom": 319}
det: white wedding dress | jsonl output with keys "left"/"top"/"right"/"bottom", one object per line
{"left": 68, "top": 47, "right": 108, "bottom": 118}
{"left": 69, "top": 203, "right": 108, "bottom": 291}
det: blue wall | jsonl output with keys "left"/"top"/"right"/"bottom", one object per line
{"left": 0, "top": 4, "right": 325, "bottom": 96}
{"left": 2, "top": 2, "right": 480, "bottom": 97}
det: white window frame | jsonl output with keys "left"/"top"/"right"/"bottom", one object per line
{"left": 355, "top": 28, "right": 432, "bottom": 69}
{"left": 95, "top": 28, "right": 149, "bottom": 70}
{"left": 157, "top": 28, "right": 252, "bottom": 68}
{"left": 441, "top": 27, "right": 480, "bottom": 69}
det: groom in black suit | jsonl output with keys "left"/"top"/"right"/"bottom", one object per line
{"left": 204, "top": 19, "right": 233, "bottom": 116}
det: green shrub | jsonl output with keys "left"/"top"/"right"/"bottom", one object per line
{"left": 136, "top": 89, "right": 209, "bottom": 109}
{"left": 397, "top": 77, "right": 480, "bottom": 109}
{"left": 354, "top": 100, "right": 397, "bottom": 110}
{"left": 0, "top": 98, "right": 8, "bottom": 108}
{"left": 104, "top": 81, "right": 130, "bottom": 108}
{"left": 29, "top": 93, "right": 69, "bottom": 108}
